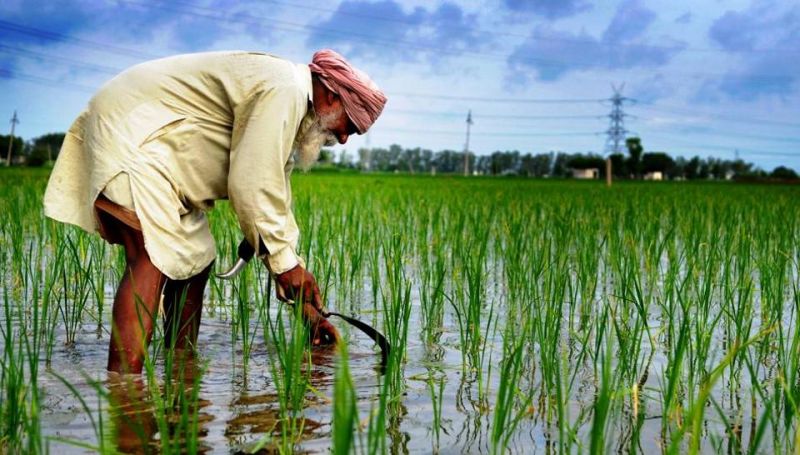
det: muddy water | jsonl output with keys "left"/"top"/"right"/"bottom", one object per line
{"left": 26, "top": 274, "right": 756, "bottom": 454}
{"left": 33, "top": 297, "right": 607, "bottom": 454}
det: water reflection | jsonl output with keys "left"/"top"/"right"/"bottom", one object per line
{"left": 106, "top": 356, "right": 212, "bottom": 454}
{"left": 227, "top": 345, "right": 337, "bottom": 452}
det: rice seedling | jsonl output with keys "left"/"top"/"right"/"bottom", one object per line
{"left": 2, "top": 168, "right": 800, "bottom": 453}
{"left": 263, "top": 294, "right": 312, "bottom": 452}
{"left": 332, "top": 342, "right": 357, "bottom": 455}
{"left": 427, "top": 371, "right": 445, "bottom": 453}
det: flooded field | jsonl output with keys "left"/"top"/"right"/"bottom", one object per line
{"left": 2, "top": 168, "right": 799, "bottom": 453}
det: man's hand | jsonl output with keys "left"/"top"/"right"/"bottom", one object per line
{"left": 274, "top": 265, "right": 323, "bottom": 310}
{"left": 274, "top": 265, "right": 340, "bottom": 346}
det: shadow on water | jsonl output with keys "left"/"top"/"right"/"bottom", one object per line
{"left": 104, "top": 345, "right": 345, "bottom": 454}
{"left": 106, "top": 357, "right": 214, "bottom": 454}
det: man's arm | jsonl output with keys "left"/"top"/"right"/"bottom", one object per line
{"left": 228, "top": 84, "right": 305, "bottom": 274}
{"left": 227, "top": 83, "right": 339, "bottom": 345}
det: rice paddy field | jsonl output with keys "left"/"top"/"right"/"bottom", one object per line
{"left": 1, "top": 167, "right": 799, "bottom": 454}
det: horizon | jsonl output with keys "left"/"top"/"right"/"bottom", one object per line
{"left": 1, "top": 0, "right": 798, "bottom": 172}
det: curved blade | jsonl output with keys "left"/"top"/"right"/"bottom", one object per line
{"left": 215, "top": 257, "right": 249, "bottom": 279}
{"left": 216, "top": 239, "right": 256, "bottom": 279}
{"left": 327, "top": 311, "right": 390, "bottom": 369}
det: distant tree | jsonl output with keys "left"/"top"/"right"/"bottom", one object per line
{"left": 338, "top": 150, "right": 354, "bottom": 168}
{"left": 698, "top": 159, "right": 711, "bottom": 179}
{"left": 488, "top": 150, "right": 520, "bottom": 175}
{"left": 420, "top": 149, "right": 433, "bottom": 172}
{"left": 770, "top": 166, "right": 798, "bottom": 180}
{"left": 27, "top": 146, "right": 51, "bottom": 167}
{"left": 609, "top": 153, "right": 627, "bottom": 178}
{"left": 358, "top": 147, "right": 371, "bottom": 171}
{"left": 531, "top": 153, "right": 552, "bottom": 177}
{"left": 625, "top": 137, "right": 644, "bottom": 178}
{"left": 432, "top": 150, "right": 460, "bottom": 173}
{"left": 318, "top": 148, "right": 334, "bottom": 164}
{"left": 476, "top": 154, "right": 491, "bottom": 174}
{"left": 567, "top": 153, "right": 605, "bottom": 171}
{"left": 729, "top": 159, "right": 754, "bottom": 178}
{"left": 0, "top": 134, "right": 24, "bottom": 166}
{"left": 685, "top": 156, "right": 702, "bottom": 179}
{"left": 672, "top": 156, "right": 686, "bottom": 179}
{"left": 30, "top": 133, "right": 66, "bottom": 161}
{"left": 642, "top": 152, "right": 675, "bottom": 174}
{"left": 552, "top": 152, "right": 571, "bottom": 177}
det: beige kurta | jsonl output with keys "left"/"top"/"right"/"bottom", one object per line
{"left": 44, "top": 51, "right": 312, "bottom": 280}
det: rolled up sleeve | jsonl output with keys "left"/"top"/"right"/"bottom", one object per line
{"left": 228, "top": 84, "right": 306, "bottom": 274}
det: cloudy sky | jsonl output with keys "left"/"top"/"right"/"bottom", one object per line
{"left": 1, "top": 0, "right": 799, "bottom": 171}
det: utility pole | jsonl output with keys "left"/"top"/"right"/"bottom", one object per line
{"left": 463, "top": 109, "right": 472, "bottom": 177}
{"left": 6, "top": 110, "right": 19, "bottom": 167}
{"left": 604, "top": 85, "right": 631, "bottom": 186}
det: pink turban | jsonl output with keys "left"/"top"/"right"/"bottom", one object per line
{"left": 309, "top": 49, "right": 387, "bottom": 134}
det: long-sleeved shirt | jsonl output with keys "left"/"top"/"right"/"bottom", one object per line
{"left": 43, "top": 51, "right": 312, "bottom": 280}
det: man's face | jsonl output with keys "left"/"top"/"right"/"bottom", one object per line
{"left": 293, "top": 111, "right": 338, "bottom": 170}
{"left": 317, "top": 95, "right": 359, "bottom": 145}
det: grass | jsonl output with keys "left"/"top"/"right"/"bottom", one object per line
{"left": 1, "top": 168, "right": 799, "bottom": 453}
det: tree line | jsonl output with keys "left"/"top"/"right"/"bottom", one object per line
{"left": 326, "top": 137, "right": 797, "bottom": 180}
{"left": 3, "top": 132, "right": 797, "bottom": 180}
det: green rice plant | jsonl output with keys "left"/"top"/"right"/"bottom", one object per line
{"left": 46, "top": 370, "right": 109, "bottom": 453}
{"left": 589, "top": 333, "right": 614, "bottom": 455}
{"left": 231, "top": 266, "right": 259, "bottom": 372}
{"left": 380, "top": 231, "right": 412, "bottom": 400}
{"left": 332, "top": 342, "right": 357, "bottom": 455}
{"left": 4, "top": 169, "right": 800, "bottom": 452}
{"left": 667, "top": 328, "right": 772, "bottom": 455}
{"left": 1, "top": 289, "right": 29, "bottom": 450}
{"left": 489, "top": 317, "right": 531, "bottom": 454}
{"left": 263, "top": 297, "right": 312, "bottom": 452}
{"left": 58, "top": 235, "right": 95, "bottom": 346}
{"left": 364, "top": 366, "right": 391, "bottom": 454}
{"left": 427, "top": 372, "right": 445, "bottom": 453}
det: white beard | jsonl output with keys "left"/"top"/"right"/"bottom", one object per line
{"left": 293, "top": 111, "right": 338, "bottom": 171}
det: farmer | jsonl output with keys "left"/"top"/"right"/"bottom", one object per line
{"left": 43, "top": 49, "right": 387, "bottom": 374}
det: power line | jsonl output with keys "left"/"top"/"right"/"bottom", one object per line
{"left": 3, "top": 67, "right": 795, "bottom": 147}
{"left": 2, "top": 60, "right": 797, "bottom": 144}
{"left": 0, "top": 45, "right": 604, "bottom": 105}
{"left": 0, "top": 19, "right": 158, "bottom": 60}
{"left": 121, "top": 0, "right": 508, "bottom": 63}
{"left": 111, "top": 1, "right": 800, "bottom": 82}
{"left": 263, "top": 0, "right": 800, "bottom": 55}
{"left": 389, "top": 109, "right": 603, "bottom": 120}
{"left": 635, "top": 103, "right": 800, "bottom": 129}
{"left": 381, "top": 127, "right": 600, "bottom": 137}
{"left": 0, "top": 44, "right": 122, "bottom": 75}
{"left": 0, "top": 69, "right": 97, "bottom": 93}
{"left": 390, "top": 92, "right": 603, "bottom": 103}
{"left": 645, "top": 127, "right": 800, "bottom": 144}
{"left": 644, "top": 133, "right": 800, "bottom": 157}
{"left": 2, "top": 11, "right": 796, "bottom": 86}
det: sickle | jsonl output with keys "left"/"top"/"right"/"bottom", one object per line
{"left": 216, "top": 239, "right": 256, "bottom": 279}
{"left": 320, "top": 310, "right": 390, "bottom": 369}
{"left": 217, "top": 238, "right": 390, "bottom": 368}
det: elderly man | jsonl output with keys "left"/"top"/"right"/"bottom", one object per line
{"left": 44, "top": 49, "right": 387, "bottom": 374}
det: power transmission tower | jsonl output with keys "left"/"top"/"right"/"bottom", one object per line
{"left": 604, "top": 85, "right": 632, "bottom": 186}
{"left": 463, "top": 109, "right": 472, "bottom": 176}
{"left": 6, "top": 110, "right": 19, "bottom": 167}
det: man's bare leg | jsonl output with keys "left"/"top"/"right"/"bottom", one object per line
{"left": 106, "top": 216, "right": 167, "bottom": 374}
{"left": 163, "top": 263, "right": 211, "bottom": 351}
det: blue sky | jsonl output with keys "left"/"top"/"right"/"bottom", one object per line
{"left": 1, "top": 0, "right": 798, "bottom": 171}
